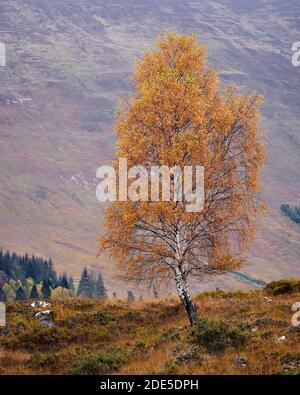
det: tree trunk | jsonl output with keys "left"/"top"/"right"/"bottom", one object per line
{"left": 175, "top": 267, "right": 197, "bottom": 325}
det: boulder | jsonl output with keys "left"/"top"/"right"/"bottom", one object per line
{"left": 276, "top": 335, "right": 286, "bottom": 342}
{"left": 281, "top": 354, "right": 300, "bottom": 373}
{"left": 254, "top": 317, "right": 288, "bottom": 328}
{"left": 35, "top": 310, "right": 54, "bottom": 326}
{"left": 172, "top": 345, "right": 202, "bottom": 363}
{"left": 288, "top": 325, "right": 300, "bottom": 333}
{"left": 233, "top": 356, "right": 247, "bottom": 367}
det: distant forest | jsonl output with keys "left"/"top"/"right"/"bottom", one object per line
{"left": 0, "top": 249, "right": 106, "bottom": 302}
{"left": 281, "top": 204, "right": 300, "bottom": 225}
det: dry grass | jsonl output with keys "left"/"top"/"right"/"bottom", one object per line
{"left": 0, "top": 290, "right": 299, "bottom": 375}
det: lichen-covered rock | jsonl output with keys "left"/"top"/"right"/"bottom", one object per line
{"left": 281, "top": 354, "right": 300, "bottom": 373}
{"left": 35, "top": 310, "right": 54, "bottom": 326}
{"left": 233, "top": 356, "right": 247, "bottom": 367}
{"left": 172, "top": 345, "right": 202, "bottom": 363}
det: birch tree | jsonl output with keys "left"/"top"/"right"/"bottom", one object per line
{"left": 98, "top": 33, "right": 265, "bottom": 324}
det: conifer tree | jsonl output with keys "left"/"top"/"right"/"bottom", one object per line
{"left": 16, "top": 286, "right": 26, "bottom": 301}
{"left": 30, "top": 284, "right": 39, "bottom": 300}
{"left": 41, "top": 279, "right": 51, "bottom": 299}
{"left": 77, "top": 267, "right": 90, "bottom": 297}
{"left": 68, "top": 277, "right": 75, "bottom": 296}
{"left": 95, "top": 272, "right": 107, "bottom": 299}
{"left": 60, "top": 273, "right": 69, "bottom": 289}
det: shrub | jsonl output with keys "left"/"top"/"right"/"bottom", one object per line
{"left": 5, "top": 325, "right": 62, "bottom": 351}
{"left": 69, "top": 349, "right": 127, "bottom": 375}
{"left": 197, "top": 290, "right": 258, "bottom": 299}
{"left": 28, "top": 353, "right": 58, "bottom": 369}
{"left": 90, "top": 311, "right": 117, "bottom": 325}
{"left": 134, "top": 341, "right": 149, "bottom": 354}
{"left": 163, "top": 360, "right": 181, "bottom": 375}
{"left": 161, "top": 327, "right": 181, "bottom": 341}
{"left": 191, "top": 318, "right": 247, "bottom": 354}
{"left": 265, "top": 279, "right": 300, "bottom": 296}
{"left": 4, "top": 322, "right": 88, "bottom": 351}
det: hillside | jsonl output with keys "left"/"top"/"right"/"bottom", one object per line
{"left": 0, "top": 0, "right": 300, "bottom": 292}
{"left": 0, "top": 288, "right": 300, "bottom": 375}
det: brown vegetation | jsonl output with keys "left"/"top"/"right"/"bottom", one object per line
{"left": 0, "top": 287, "right": 299, "bottom": 375}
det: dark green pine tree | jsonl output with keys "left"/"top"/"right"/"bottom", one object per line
{"left": 60, "top": 273, "right": 69, "bottom": 289}
{"left": 77, "top": 267, "right": 90, "bottom": 297}
{"left": 48, "top": 258, "right": 58, "bottom": 288}
{"left": 88, "top": 272, "right": 96, "bottom": 298}
{"left": 94, "top": 272, "right": 107, "bottom": 299}
{"left": 30, "top": 284, "right": 39, "bottom": 300}
{"left": 41, "top": 279, "right": 51, "bottom": 299}
{"left": 16, "top": 286, "right": 26, "bottom": 301}
{"left": 68, "top": 276, "right": 75, "bottom": 296}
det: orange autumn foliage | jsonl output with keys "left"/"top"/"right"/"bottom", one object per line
{"left": 98, "top": 33, "right": 265, "bottom": 322}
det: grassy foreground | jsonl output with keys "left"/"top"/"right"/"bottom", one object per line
{"left": 0, "top": 289, "right": 300, "bottom": 375}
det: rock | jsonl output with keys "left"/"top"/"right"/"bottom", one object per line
{"left": 172, "top": 346, "right": 202, "bottom": 363}
{"left": 0, "top": 327, "right": 8, "bottom": 336}
{"left": 240, "top": 317, "right": 288, "bottom": 332}
{"left": 31, "top": 301, "right": 50, "bottom": 308}
{"left": 254, "top": 317, "right": 275, "bottom": 327}
{"left": 254, "top": 317, "right": 288, "bottom": 328}
{"left": 281, "top": 354, "right": 300, "bottom": 372}
{"left": 288, "top": 325, "right": 300, "bottom": 333}
{"left": 239, "top": 322, "right": 252, "bottom": 331}
{"left": 171, "top": 346, "right": 180, "bottom": 355}
{"left": 261, "top": 331, "right": 273, "bottom": 339}
{"left": 233, "top": 356, "right": 247, "bottom": 367}
{"left": 264, "top": 296, "right": 273, "bottom": 302}
{"left": 277, "top": 335, "right": 286, "bottom": 342}
{"left": 35, "top": 310, "right": 54, "bottom": 326}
